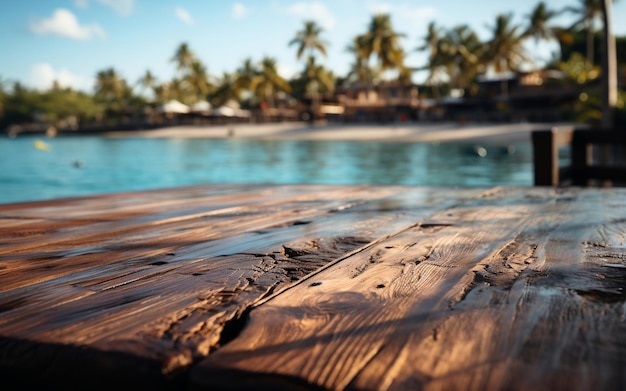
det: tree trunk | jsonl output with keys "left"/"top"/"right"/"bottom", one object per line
{"left": 599, "top": 0, "right": 618, "bottom": 186}
{"left": 586, "top": 20, "right": 594, "bottom": 65}
{"left": 601, "top": 0, "right": 617, "bottom": 127}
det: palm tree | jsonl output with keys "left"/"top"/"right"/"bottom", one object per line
{"left": 153, "top": 81, "right": 183, "bottom": 105}
{"left": 289, "top": 21, "right": 328, "bottom": 61}
{"left": 564, "top": 0, "right": 606, "bottom": 64}
{"left": 524, "top": 2, "right": 559, "bottom": 44}
{"left": 237, "top": 58, "right": 258, "bottom": 89}
{"left": 254, "top": 57, "right": 291, "bottom": 108}
{"left": 236, "top": 58, "right": 260, "bottom": 106}
{"left": 294, "top": 56, "right": 335, "bottom": 122}
{"left": 360, "top": 14, "right": 405, "bottom": 73}
{"left": 94, "top": 68, "right": 130, "bottom": 121}
{"left": 524, "top": 1, "right": 561, "bottom": 66}
{"left": 95, "top": 68, "right": 127, "bottom": 101}
{"left": 211, "top": 72, "right": 244, "bottom": 107}
{"left": 484, "top": 14, "right": 530, "bottom": 95}
{"left": 171, "top": 42, "right": 196, "bottom": 72}
{"left": 300, "top": 56, "right": 334, "bottom": 94}
{"left": 138, "top": 70, "right": 156, "bottom": 89}
{"left": 170, "top": 78, "right": 187, "bottom": 102}
{"left": 346, "top": 35, "right": 369, "bottom": 63}
{"left": 396, "top": 62, "right": 413, "bottom": 85}
{"left": 601, "top": 0, "right": 617, "bottom": 126}
{"left": 185, "top": 60, "right": 212, "bottom": 103}
{"left": 345, "top": 60, "right": 379, "bottom": 86}
{"left": 137, "top": 70, "right": 157, "bottom": 99}
{"left": 345, "top": 36, "right": 376, "bottom": 85}
{"left": 152, "top": 83, "right": 170, "bottom": 104}
{"left": 439, "top": 25, "right": 483, "bottom": 91}
{"left": 416, "top": 22, "right": 447, "bottom": 95}
{"left": 417, "top": 22, "right": 441, "bottom": 58}
{"left": 485, "top": 14, "right": 529, "bottom": 73}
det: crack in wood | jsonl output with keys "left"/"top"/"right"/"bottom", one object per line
{"left": 416, "top": 246, "right": 435, "bottom": 264}
{"left": 144, "top": 235, "right": 380, "bottom": 377}
{"left": 597, "top": 253, "right": 626, "bottom": 260}
{"left": 450, "top": 238, "right": 539, "bottom": 307}
{"left": 574, "top": 287, "right": 626, "bottom": 303}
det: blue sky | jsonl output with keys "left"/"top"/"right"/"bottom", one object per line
{"left": 1, "top": 0, "right": 624, "bottom": 92}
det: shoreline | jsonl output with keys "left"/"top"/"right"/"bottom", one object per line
{"left": 103, "top": 121, "right": 576, "bottom": 144}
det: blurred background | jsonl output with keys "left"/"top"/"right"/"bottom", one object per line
{"left": 0, "top": 0, "right": 623, "bottom": 203}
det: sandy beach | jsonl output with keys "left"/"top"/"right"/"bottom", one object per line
{"left": 105, "top": 122, "right": 577, "bottom": 145}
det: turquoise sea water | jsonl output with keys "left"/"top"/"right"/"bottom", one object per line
{"left": 0, "top": 136, "right": 533, "bottom": 204}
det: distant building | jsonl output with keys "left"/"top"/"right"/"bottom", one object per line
{"left": 334, "top": 82, "right": 419, "bottom": 123}
{"left": 440, "top": 70, "right": 583, "bottom": 122}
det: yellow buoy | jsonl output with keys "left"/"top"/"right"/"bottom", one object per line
{"left": 34, "top": 140, "right": 51, "bottom": 151}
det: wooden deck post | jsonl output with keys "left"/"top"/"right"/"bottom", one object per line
{"left": 532, "top": 128, "right": 574, "bottom": 186}
{"left": 572, "top": 135, "right": 593, "bottom": 187}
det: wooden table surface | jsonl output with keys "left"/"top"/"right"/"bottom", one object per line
{"left": 0, "top": 185, "right": 624, "bottom": 390}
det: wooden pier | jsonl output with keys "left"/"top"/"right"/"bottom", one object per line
{"left": 0, "top": 185, "right": 625, "bottom": 390}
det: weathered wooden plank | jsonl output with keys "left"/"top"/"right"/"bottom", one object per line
{"left": 0, "top": 185, "right": 481, "bottom": 389}
{"left": 0, "top": 184, "right": 392, "bottom": 309}
{"left": 349, "top": 189, "right": 626, "bottom": 391}
{"left": 190, "top": 187, "right": 626, "bottom": 390}
{"left": 0, "top": 184, "right": 347, "bottom": 252}
{"left": 0, "top": 185, "right": 389, "bottom": 291}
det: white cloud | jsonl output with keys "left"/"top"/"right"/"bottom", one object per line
{"left": 286, "top": 2, "right": 336, "bottom": 30}
{"left": 232, "top": 3, "right": 249, "bottom": 19}
{"left": 29, "top": 9, "right": 106, "bottom": 41}
{"left": 74, "top": 0, "right": 88, "bottom": 8}
{"left": 175, "top": 6, "right": 194, "bottom": 25}
{"left": 29, "top": 63, "right": 93, "bottom": 91}
{"left": 96, "top": 0, "right": 134, "bottom": 16}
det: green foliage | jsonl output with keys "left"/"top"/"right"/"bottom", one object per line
{"left": 574, "top": 88, "right": 602, "bottom": 123}
{"left": 95, "top": 67, "right": 128, "bottom": 101}
{"left": 354, "top": 14, "right": 405, "bottom": 77}
{"left": 557, "top": 52, "right": 603, "bottom": 124}
{"left": 210, "top": 72, "right": 243, "bottom": 107}
{"left": 523, "top": 1, "right": 559, "bottom": 43}
{"left": 558, "top": 52, "right": 601, "bottom": 83}
{"left": 290, "top": 56, "right": 335, "bottom": 97}
{"left": 1, "top": 83, "right": 100, "bottom": 129}
{"left": 171, "top": 42, "right": 196, "bottom": 71}
{"left": 484, "top": 13, "right": 529, "bottom": 74}
{"left": 289, "top": 21, "right": 329, "bottom": 60}
{"left": 2, "top": 1, "right": 625, "bottom": 128}
{"left": 253, "top": 57, "right": 292, "bottom": 107}
{"left": 557, "top": 28, "right": 626, "bottom": 66}
{"left": 567, "top": 84, "right": 626, "bottom": 125}
{"left": 345, "top": 35, "right": 379, "bottom": 85}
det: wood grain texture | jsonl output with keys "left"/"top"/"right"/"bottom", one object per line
{"left": 191, "top": 187, "right": 626, "bottom": 391}
{"left": 0, "top": 184, "right": 481, "bottom": 389}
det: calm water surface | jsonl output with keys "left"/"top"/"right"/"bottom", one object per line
{"left": 0, "top": 136, "right": 533, "bottom": 204}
